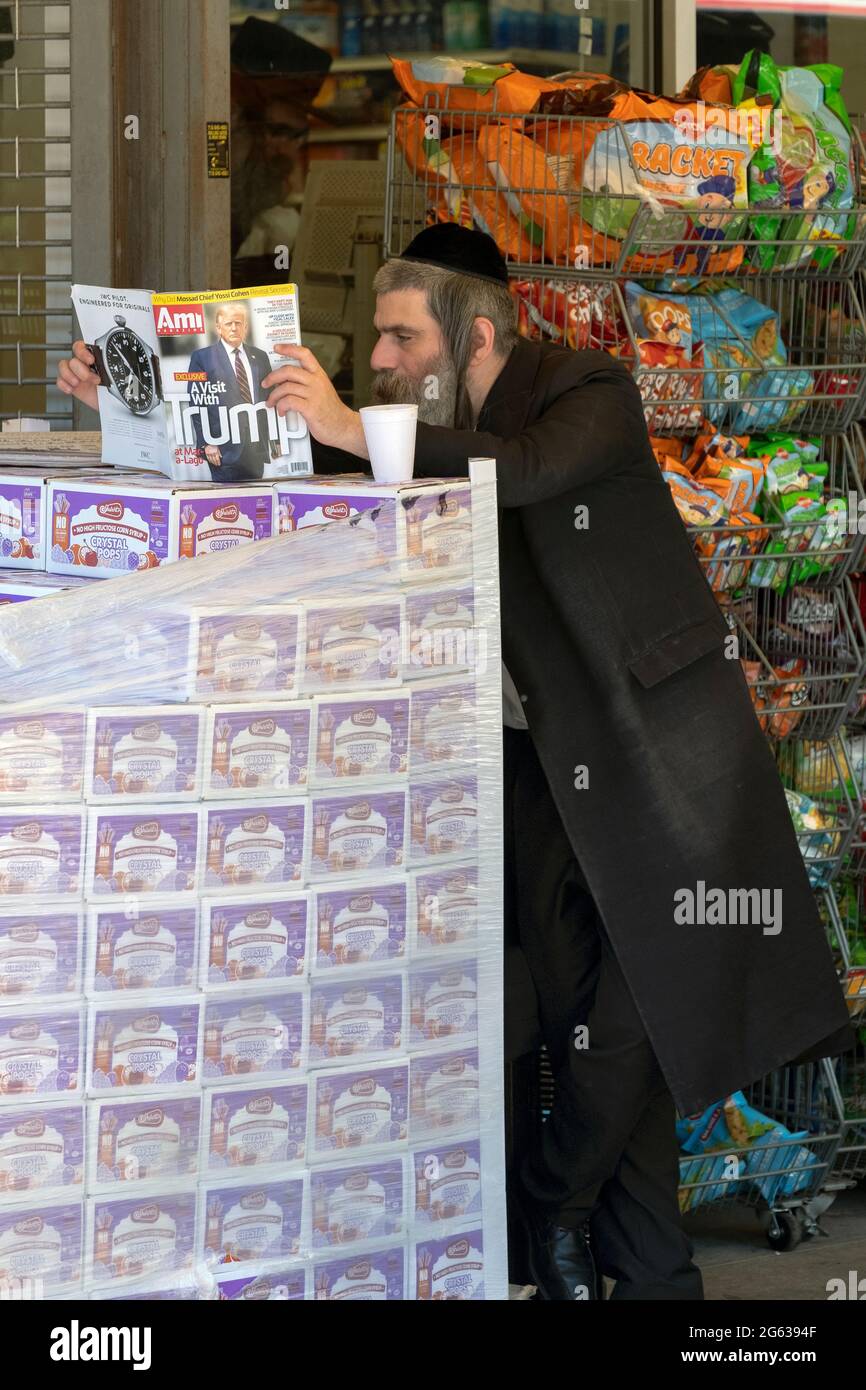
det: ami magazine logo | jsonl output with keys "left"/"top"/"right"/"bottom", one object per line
{"left": 50, "top": 1320, "right": 152, "bottom": 1370}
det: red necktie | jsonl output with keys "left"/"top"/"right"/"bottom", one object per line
{"left": 234, "top": 348, "right": 252, "bottom": 403}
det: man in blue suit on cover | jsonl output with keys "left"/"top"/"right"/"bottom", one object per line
{"left": 187, "top": 303, "right": 273, "bottom": 482}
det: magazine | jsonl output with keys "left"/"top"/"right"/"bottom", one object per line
{"left": 71, "top": 283, "right": 314, "bottom": 483}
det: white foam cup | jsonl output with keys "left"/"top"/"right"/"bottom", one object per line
{"left": 359, "top": 403, "right": 418, "bottom": 483}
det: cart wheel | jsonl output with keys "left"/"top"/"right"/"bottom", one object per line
{"left": 766, "top": 1212, "right": 804, "bottom": 1252}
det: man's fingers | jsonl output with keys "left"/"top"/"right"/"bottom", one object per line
{"left": 273, "top": 343, "right": 317, "bottom": 368}
{"left": 56, "top": 361, "right": 79, "bottom": 391}
{"left": 261, "top": 361, "right": 315, "bottom": 389}
{"left": 265, "top": 381, "right": 311, "bottom": 409}
{"left": 72, "top": 340, "right": 95, "bottom": 365}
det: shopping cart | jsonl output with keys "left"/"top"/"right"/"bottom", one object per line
{"left": 385, "top": 102, "right": 866, "bottom": 281}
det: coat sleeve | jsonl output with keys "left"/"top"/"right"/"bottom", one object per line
{"left": 413, "top": 356, "right": 646, "bottom": 508}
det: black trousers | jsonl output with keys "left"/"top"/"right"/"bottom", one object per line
{"left": 504, "top": 726, "right": 704, "bottom": 1301}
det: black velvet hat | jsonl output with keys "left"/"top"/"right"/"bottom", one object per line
{"left": 400, "top": 225, "right": 509, "bottom": 286}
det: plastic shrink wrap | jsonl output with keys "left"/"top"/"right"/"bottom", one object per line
{"left": 0, "top": 465, "right": 506, "bottom": 1302}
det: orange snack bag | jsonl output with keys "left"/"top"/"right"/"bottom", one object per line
{"left": 441, "top": 128, "right": 543, "bottom": 262}
{"left": 475, "top": 123, "right": 571, "bottom": 264}
{"left": 394, "top": 108, "right": 475, "bottom": 229}
{"left": 390, "top": 58, "right": 556, "bottom": 116}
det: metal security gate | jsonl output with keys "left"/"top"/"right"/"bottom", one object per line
{"left": 0, "top": 0, "right": 72, "bottom": 428}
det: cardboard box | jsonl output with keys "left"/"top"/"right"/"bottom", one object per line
{"left": 300, "top": 598, "right": 403, "bottom": 694}
{"left": 87, "top": 1092, "right": 201, "bottom": 1189}
{"left": 0, "top": 1103, "right": 85, "bottom": 1203}
{"left": 0, "top": 471, "right": 48, "bottom": 569}
{"left": 85, "top": 705, "right": 205, "bottom": 802}
{"left": 309, "top": 787, "right": 407, "bottom": 880}
{"left": 0, "top": 1196, "right": 83, "bottom": 1292}
{"left": 201, "top": 986, "right": 308, "bottom": 1084}
{"left": 274, "top": 476, "right": 473, "bottom": 582}
{"left": 0, "top": 806, "right": 85, "bottom": 902}
{"left": 86, "top": 994, "right": 203, "bottom": 1095}
{"left": 84, "top": 805, "right": 203, "bottom": 900}
{"left": 196, "top": 1173, "right": 306, "bottom": 1265}
{"left": 0, "top": 707, "right": 86, "bottom": 803}
{"left": 188, "top": 604, "right": 304, "bottom": 703}
{"left": 201, "top": 1079, "right": 309, "bottom": 1175}
{"left": 0, "top": 1003, "right": 84, "bottom": 1103}
{"left": 46, "top": 477, "right": 274, "bottom": 580}
{"left": 84, "top": 1184, "right": 197, "bottom": 1287}
{"left": 84, "top": 899, "right": 199, "bottom": 995}
{"left": 204, "top": 701, "right": 311, "bottom": 797}
{"left": 0, "top": 905, "right": 83, "bottom": 1004}
{"left": 311, "top": 877, "right": 408, "bottom": 973}
{"left": 308, "top": 1061, "right": 409, "bottom": 1162}
{"left": 201, "top": 800, "right": 307, "bottom": 894}
{"left": 200, "top": 891, "right": 309, "bottom": 991}
{"left": 310, "top": 691, "right": 409, "bottom": 787}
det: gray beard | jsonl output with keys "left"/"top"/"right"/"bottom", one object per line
{"left": 370, "top": 358, "right": 459, "bottom": 426}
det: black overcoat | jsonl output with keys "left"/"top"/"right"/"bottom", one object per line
{"left": 314, "top": 336, "right": 854, "bottom": 1115}
{"left": 405, "top": 336, "right": 854, "bottom": 1116}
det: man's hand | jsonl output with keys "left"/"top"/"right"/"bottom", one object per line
{"left": 204, "top": 445, "right": 222, "bottom": 468}
{"left": 56, "top": 340, "right": 100, "bottom": 412}
{"left": 262, "top": 344, "right": 368, "bottom": 459}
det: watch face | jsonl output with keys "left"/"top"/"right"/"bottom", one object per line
{"left": 104, "top": 327, "right": 156, "bottom": 414}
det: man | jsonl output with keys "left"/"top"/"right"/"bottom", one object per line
{"left": 186, "top": 303, "right": 273, "bottom": 482}
{"left": 56, "top": 225, "right": 853, "bottom": 1302}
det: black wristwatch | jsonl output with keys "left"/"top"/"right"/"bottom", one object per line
{"left": 87, "top": 314, "right": 164, "bottom": 416}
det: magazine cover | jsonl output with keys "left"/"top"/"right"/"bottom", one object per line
{"left": 72, "top": 284, "right": 314, "bottom": 483}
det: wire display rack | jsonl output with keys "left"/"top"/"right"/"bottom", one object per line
{"left": 684, "top": 424, "right": 866, "bottom": 594}
{"left": 750, "top": 1054, "right": 866, "bottom": 1202}
{"left": 775, "top": 736, "right": 860, "bottom": 888}
{"left": 721, "top": 578, "right": 866, "bottom": 741}
{"left": 386, "top": 105, "right": 866, "bottom": 280}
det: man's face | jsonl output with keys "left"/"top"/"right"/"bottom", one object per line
{"left": 370, "top": 288, "right": 458, "bottom": 426}
{"left": 216, "top": 308, "right": 248, "bottom": 348}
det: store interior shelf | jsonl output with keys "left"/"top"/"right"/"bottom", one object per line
{"left": 308, "top": 123, "right": 390, "bottom": 144}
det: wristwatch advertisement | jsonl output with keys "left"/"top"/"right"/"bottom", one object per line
{"left": 87, "top": 314, "right": 164, "bottom": 416}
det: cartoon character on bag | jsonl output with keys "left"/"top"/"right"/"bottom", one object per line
{"left": 675, "top": 175, "right": 737, "bottom": 274}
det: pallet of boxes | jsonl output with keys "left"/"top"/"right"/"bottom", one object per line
{"left": 0, "top": 458, "right": 507, "bottom": 1302}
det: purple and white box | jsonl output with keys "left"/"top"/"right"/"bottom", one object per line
{"left": 0, "top": 472, "right": 48, "bottom": 570}
{"left": 93, "top": 1275, "right": 200, "bottom": 1301}
{"left": 215, "top": 1262, "right": 307, "bottom": 1301}
{"left": 412, "top": 1139, "right": 482, "bottom": 1226}
{"left": 202, "top": 893, "right": 308, "bottom": 989}
{"left": 310, "top": 1157, "right": 406, "bottom": 1250}
{"left": 408, "top": 961, "right": 478, "bottom": 1050}
{"left": 409, "top": 679, "right": 477, "bottom": 774}
{"left": 202, "top": 1080, "right": 308, "bottom": 1173}
{"left": 172, "top": 489, "right": 274, "bottom": 560}
{"left": 0, "top": 906, "right": 83, "bottom": 1002}
{"left": 309, "top": 788, "right": 406, "bottom": 879}
{"left": 0, "top": 1197, "right": 82, "bottom": 1291}
{"left": 85, "top": 1186, "right": 197, "bottom": 1285}
{"left": 0, "top": 807, "right": 85, "bottom": 901}
{"left": 403, "top": 586, "right": 477, "bottom": 683}
{"left": 412, "top": 1225, "right": 485, "bottom": 1300}
{"left": 85, "top": 706, "right": 205, "bottom": 801}
{"left": 312, "top": 878, "right": 407, "bottom": 971}
{"left": 0, "top": 1103, "right": 85, "bottom": 1200}
{"left": 202, "top": 800, "right": 307, "bottom": 893}
{"left": 189, "top": 605, "right": 303, "bottom": 702}
{"left": 410, "top": 863, "right": 478, "bottom": 955}
{"left": 202, "top": 988, "right": 307, "bottom": 1082}
{"left": 274, "top": 477, "right": 472, "bottom": 580}
{"left": 87, "top": 996, "right": 202, "bottom": 1094}
{"left": 89, "top": 1093, "right": 201, "bottom": 1188}
{"left": 408, "top": 776, "right": 478, "bottom": 865}
{"left": 410, "top": 1049, "right": 480, "bottom": 1142}
{"left": 198, "top": 1174, "right": 305, "bottom": 1265}
{"left": 205, "top": 702, "right": 311, "bottom": 797}
{"left": 311, "top": 692, "right": 409, "bottom": 786}
{"left": 0, "top": 708, "right": 85, "bottom": 802}
{"left": 313, "top": 1244, "right": 405, "bottom": 1300}
{"left": 301, "top": 599, "right": 403, "bottom": 694}
{"left": 85, "top": 901, "right": 198, "bottom": 995}
{"left": 309, "top": 973, "right": 404, "bottom": 1066}
{"left": 310, "top": 1062, "right": 409, "bottom": 1160}
{"left": 0, "top": 1005, "right": 82, "bottom": 1102}
{"left": 85, "top": 806, "right": 202, "bottom": 899}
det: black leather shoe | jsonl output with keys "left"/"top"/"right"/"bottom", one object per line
{"left": 513, "top": 1195, "right": 600, "bottom": 1301}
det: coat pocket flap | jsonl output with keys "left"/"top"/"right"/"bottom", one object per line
{"left": 627, "top": 616, "right": 725, "bottom": 689}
